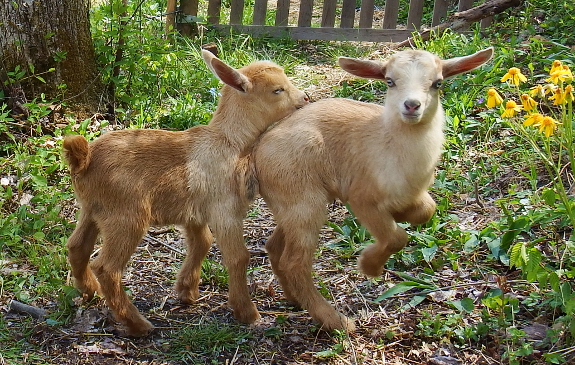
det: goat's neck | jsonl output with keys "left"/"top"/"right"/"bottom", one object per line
{"left": 209, "top": 104, "right": 267, "bottom": 152}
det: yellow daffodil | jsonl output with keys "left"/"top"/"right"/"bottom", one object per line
{"left": 524, "top": 112, "right": 544, "bottom": 127}
{"left": 548, "top": 87, "right": 565, "bottom": 105}
{"left": 486, "top": 88, "right": 504, "bottom": 108}
{"left": 550, "top": 60, "right": 563, "bottom": 74}
{"left": 501, "top": 67, "right": 528, "bottom": 86}
{"left": 537, "top": 116, "right": 560, "bottom": 137}
{"left": 547, "top": 68, "right": 572, "bottom": 84}
{"left": 565, "top": 84, "right": 574, "bottom": 103}
{"left": 501, "top": 100, "right": 523, "bottom": 118}
{"left": 520, "top": 93, "right": 538, "bottom": 111}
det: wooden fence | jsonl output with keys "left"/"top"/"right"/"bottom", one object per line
{"left": 181, "top": 0, "right": 491, "bottom": 42}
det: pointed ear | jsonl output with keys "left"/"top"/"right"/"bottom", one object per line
{"left": 442, "top": 47, "right": 494, "bottom": 79}
{"left": 338, "top": 57, "right": 387, "bottom": 80}
{"left": 202, "top": 50, "right": 251, "bottom": 93}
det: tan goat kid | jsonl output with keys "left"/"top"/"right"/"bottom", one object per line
{"left": 251, "top": 47, "right": 494, "bottom": 331}
{"left": 63, "top": 50, "right": 308, "bottom": 336}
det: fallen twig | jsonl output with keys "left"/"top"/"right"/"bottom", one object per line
{"left": 9, "top": 300, "right": 47, "bottom": 320}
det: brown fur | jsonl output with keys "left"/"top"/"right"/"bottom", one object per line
{"left": 250, "top": 48, "right": 494, "bottom": 331}
{"left": 63, "top": 50, "right": 308, "bottom": 336}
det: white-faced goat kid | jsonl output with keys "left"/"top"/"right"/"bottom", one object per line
{"left": 251, "top": 48, "right": 494, "bottom": 332}
{"left": 63, "top": 50, "right": 308, "bottom": 336}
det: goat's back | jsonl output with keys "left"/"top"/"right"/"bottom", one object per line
{"left": 68, "top": 127, "right": 238, "bottom": 226}
{"left": 254, "top": 98, "right": 443, "bottom": 210}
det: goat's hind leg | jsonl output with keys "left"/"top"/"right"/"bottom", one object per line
{"left": 272, "top": 209, "right": 356, "bottom": 332}
{"left": 91, "top": 224, "right": 153, "bottom": 337}
{"left": 264, "top": 226, "right": 301, "bottom": 306}
{"left": 175, "top": 224, "right": 213, "bottom": 303}
{"left": 66, "top": 212, "right": 100, "bottom": 300}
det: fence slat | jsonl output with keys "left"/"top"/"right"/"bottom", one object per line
{"left": 253, "top": 0, "right": 268, "bottom": 25}
{"left": 432, "top": 0, "right": 449, "bottom": 26}
{"left": 359, "top": 0, "right": 375, "bottom": 29}
{"left": 230, "top": 0, "right": 244, "bottom": 25}
{"left": 298, "top": 0, "right": 314, "bottom": 27}
{"left": 208, "top": 0, "right": 221, "bottom": 25}
{"left": 321, "top": 0, "right": 337, "bottom": 28}
{"left": 275, "top": 0, "right": 290, "bottom": 26}
{"left": 382, "top": 0, "right": 399, "bottom": 29}
{"left": 340, "top": 0, "right": 356, "bottom": 28}
{"left": 407, "top": 0, "right": 425, "bottom": 30}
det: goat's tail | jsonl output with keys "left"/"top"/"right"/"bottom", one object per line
{"left": 63, "top": 134, "right": 91, "bottom": 175}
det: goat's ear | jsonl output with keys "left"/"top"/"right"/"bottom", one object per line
{"left": 441, "top": 47, "right": 494, "bottom": 79}
{"left": 338, "top": 57, "right": 387, "bottom": 80}
{"left": 202, "top": 50, "right": 252, "bottom": 93}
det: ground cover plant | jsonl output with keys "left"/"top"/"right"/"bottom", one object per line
{"left": 1, "top": 0, "right": 574, "bottom": 364}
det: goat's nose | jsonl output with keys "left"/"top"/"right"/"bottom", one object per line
{"left": 404, "top": 99, "right": 421, "bottom": 112}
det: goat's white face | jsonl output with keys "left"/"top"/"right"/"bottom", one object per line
{"left": 338, "top": 47, "right": 494, "bottom": 125}
{"left": 384, "top": 52, "right": 443, "bottom": 124}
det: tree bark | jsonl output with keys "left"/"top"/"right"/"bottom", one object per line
{"left": 396, "top": 0, "right": 523, "bottom": 48}
{"left": 0, "top": 0, "right": 104, "bottom": 117}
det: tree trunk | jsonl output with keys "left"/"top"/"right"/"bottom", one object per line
{"left": 0, "top": 0, "right": 104, "bottom": 118}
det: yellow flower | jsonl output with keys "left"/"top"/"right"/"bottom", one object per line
{"left": 501, "top": 67, "right": 528, "bottom": 86}
{"left": 486, "top": 88, "right": 504, "bottom": 108}
{"left": 548, "top": 87, "right": 565, "bottom": 105}
{"left": 501, "top": 100, "right": 523, "bottom": 118}
{"left": 562, "top": 65, "right": 574, "bottom": 83}
{"left": 529, "top": 84, "right": 546, "bottom": 98}
{"left": 550, "top": 60, "right": 563, "bottom": 75}
{"left": 565, "top": 84, "right": 574, "bottom": 103}
{"left": 537, "top": 116, "right": 560, "bottom": 137}
{"left": 520, "top": 93, "right": 538, "bottom": 111}
{"left": 547, "top": 68, "right": 572, "bottom": 84}
{"left": 524, "top": 113, "right": 544, "bottom": 127}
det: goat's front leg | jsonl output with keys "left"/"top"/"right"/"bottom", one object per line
{"left": 351, "top": 203, "right": 409, "bottom": 277}
{"left": 212, "top": 221, "right": 260, "bottom": 324}
{"left": 391, "top": 192, "right": 436, "bottom": 226}
{"left": 66, "top": 212, "right": 101, "bottom": 300}
{"left": 175, "top": 224, "right": 213, "bottom": 303}
{"left": 91, "top": 225, "right": 153, "bottom": 337}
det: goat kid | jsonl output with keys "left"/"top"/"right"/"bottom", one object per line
{"left": 63, "top": 50, "right": 309, "bottom": 336}
{"left": 251, "top": 47, "right": 494, "bottom": 332}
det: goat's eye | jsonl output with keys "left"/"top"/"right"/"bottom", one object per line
{"left": 432, "top": 80, "right": 443, "bottom": 89}
{"left": 273, "top": 88, "right": 284, "bottom": 94}
{"left": 385, "top": 78, "right": 395, "bottom": 87}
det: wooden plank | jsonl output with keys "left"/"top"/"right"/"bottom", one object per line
{"left": 407, "top": 0, "right": 425, "bottom": 30}
{"left": 382, "top": 0, "right": 399, "bottom": 29}
{"left": 359, "top": 0, "right": 375, "bottom": 29}
{"left": 321, "top": 0, "right": 337, "bottom": 28}
{"left": 432, "top": 0, "right": 449, "bottom": 26}
{"left": 275, "top": 0, "right": 290, "bottom": 26}
{"left": 207, "top": 0, "right": 221, "bottom": 25}
{"left": 298, "top": 0, "right": 314, "bottom": 27}
{"left": 458, "top": 0, "right": 475, "bottom": 30}
{"left": 340, "top": 0, "right": 356, "bottom": 28}
{"left": 230, "top": 0, "right": 245, "bottom": 25}
{"left": 213, "top": 24, "right": 413, "bottom": 42}
{"left": 481, "top": 16, "right": 493, "bottom": 28}
{"left": 253, "top": 0, "right": 268, "bottom": 25}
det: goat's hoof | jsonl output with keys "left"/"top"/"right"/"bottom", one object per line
{"left": 358, "top": 256, "right": 385, "bottom": 277}
{"left": 319, "top": 314, "right": 356, "bottom": 333}
{"left": 232, "top": 304, "right": 261, "bottom": 324}
{"left": 176, "top": 289, "right": 199, "bottom": 304}
{"left": 123, "top": 319, "right": 154, "bottom": 337}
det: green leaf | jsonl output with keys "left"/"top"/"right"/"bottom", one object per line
{"left": 509, "top": 242, "right": 523, "bottom": 268}
{"left": 400, "top": 295, "right": 426, "bottom": 312}
{"left": 542, "top": 187, "right": 557, "bottom": 205}
{"left": 35, "top": 76, "right": 46, "bottom": 83}
{"left": 421, "top": 244, "right": 438, "bottom": 263}
{"left": 449, "top": 297, "right": 475, "bottom": 312}
{"left": 375, "top": 281, "right": 433, "bottom": 302}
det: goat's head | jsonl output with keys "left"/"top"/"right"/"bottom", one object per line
{"left": 338, "top": 47, "right": 494, "bottom": 125}
{"left": 202, "top": 50, "right": 309, "bottom": 128}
